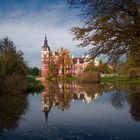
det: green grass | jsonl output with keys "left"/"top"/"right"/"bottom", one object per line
{"left": 58, "top": 76, "right": 77, "bottom": 82}
{"left": 26, "top": 75, "right": 36, "bottom": 79}
{"left": 46, "top": 75, "right": 77, "bottom": 82}
{"left": 101, "top": 76, "right": 140, "bottom": 84}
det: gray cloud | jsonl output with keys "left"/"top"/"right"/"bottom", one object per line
{"left": 0, "top": 4, "right": 89, "bottom": 67}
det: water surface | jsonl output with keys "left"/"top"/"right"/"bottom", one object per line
{"left": 0, "top": 82, "right": 140, "bottom": 140}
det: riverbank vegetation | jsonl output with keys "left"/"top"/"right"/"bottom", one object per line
{"left": 101, "top": 76, "right": 140, "bottom": 84}
{"left": 0, "top": 37, "right": 43, "bottom": 95}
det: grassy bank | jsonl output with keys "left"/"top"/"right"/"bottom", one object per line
{"left": 101, "top": 76, "right": 140, "bottom": 84}
{"left": 46, "top": 76, "right": 77, "bottom": 82}
{"left": 58, "top": 76, "right": 77, "bottom": 82}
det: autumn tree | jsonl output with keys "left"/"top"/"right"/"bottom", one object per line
{"left": 49, "top": 55, "right": 59, "bottom": 78}
{"left": 58, "top": 47, "right": 72, "bottom": 76}
{"left": 67, "top": 0, "right": 140, "bottom": 67}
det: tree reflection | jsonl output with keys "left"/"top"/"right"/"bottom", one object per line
{"left": 0, "top": 94, "right": 28, "bottom": 133}
{"left": 41, "top": 82, "right": 72, "bottom": 115}
{"left": 111, "top": 89, "right": 127, "bottom": 110}
{"left": 77, "top": 83, "right": 104, "bottom": 103}
{"left": 41, "top": 81, "right": 140, "bottom": 123}
{"left": 109, "top": 83, "right": 140, "bottom": 122}
{"left": 127, "top": 85, "right": 140, "bottom": 121}
{"left": 0, "top": 76, "right": 28, "bottom": 132}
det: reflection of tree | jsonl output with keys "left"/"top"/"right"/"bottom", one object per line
{"left": 57, "top": 83, "right": 72, "bottom": 111}
{"left": 109, "top": 84, "right": 140, "bottom": 121}
{"left": 41, "top": 82, "right": 72, "bottom": 115}
{"left": 111, "top": 89, "right": 127, "bottom": 110}
{"left": 41, "top": 82, "right": 105, "bottom": 117}
{"left": 78, "top": 83, "right": 104, "bottom": 102}
{"left": 127, "top": 85, "right": 140, "bottom": 121}
{"left": 0, "top": 74, "right": 28, "bottom": 133}
{"left": 0, "top": 91, "right": 28, "bottom": 133}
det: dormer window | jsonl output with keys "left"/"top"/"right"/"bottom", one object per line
{"left": 77, "top": 58, "right": 80, "bottom": 64}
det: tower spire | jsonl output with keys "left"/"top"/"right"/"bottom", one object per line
{"left": 45, "top": 33, "right": 47, "bottom": 41}
{"left": 44, "top": 33, "right": 48, "bottom": 45}
{"left": 42, "top": 34, "right": 50, "bottom": 51}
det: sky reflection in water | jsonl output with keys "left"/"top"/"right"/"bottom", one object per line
{"left": 0, "top": 82, "right": 140, "bottom": 140}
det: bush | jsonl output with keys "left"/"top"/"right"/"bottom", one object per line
{"left": 26, "top": 77, "right": 44, "bottom": 93}
{"left": 127, "top": 68, "right": 140, "bottom": 79}
{"left": 77, "top": 72, "right": 100, "bottom": 83}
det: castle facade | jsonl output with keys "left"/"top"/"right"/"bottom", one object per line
{"left": 41, "top": 36, "right": 99, "bottom": 78}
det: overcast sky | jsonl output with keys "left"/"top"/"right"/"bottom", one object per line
{"left": 0, "top": 0, "right": 90, "bottom": 67}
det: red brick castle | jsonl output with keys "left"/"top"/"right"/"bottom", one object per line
{"left": 41, "top": 36, "right": 51, "bottom": 77}
{"left": 41, "top": 36, "right": 100, "bottom": 78}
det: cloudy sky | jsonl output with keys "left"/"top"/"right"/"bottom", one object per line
{"left": 0, "top": 0, "right": 89, "bottom": 67}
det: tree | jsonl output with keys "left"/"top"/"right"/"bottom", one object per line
{"left": 0, "top": 37, "right": 28, "bottom": 76}
{"left": 29, "top": 67, "right": 40, "bottom": 76}
{"left": 67, "top": 0, "right": 140, "bottom": 67}
{"left": 58, "top": 47, "right": 72, "bottom": 76}
{"left": 84, "top": 59, "right": 113, "bottom": 74}
{"left": 48, "top": 57, "right": 59, "bottom": 78}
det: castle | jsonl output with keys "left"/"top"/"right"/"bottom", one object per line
{"left": 41, "top": 36, "right": 99, "bottom": 78}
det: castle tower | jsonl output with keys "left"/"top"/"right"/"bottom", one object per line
{"left": 41, "top": 35, "right": 51, "bottom": 77}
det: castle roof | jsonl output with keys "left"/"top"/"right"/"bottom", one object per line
{"left": 42, "top": 35, "right": 50, "bottom": 51}
{"left": 72, "top": 58, "right": 84, "bottom": 64}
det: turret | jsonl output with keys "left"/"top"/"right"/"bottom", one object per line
{"left": 41, "top": 35, "right": 51, "bottom": 77}
{"left": 42, "top": 35, "right": 50, "bottom": 52}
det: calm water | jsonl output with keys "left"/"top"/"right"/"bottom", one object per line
{"left": 0, "top": 82, "right": 140, "bottom": 140}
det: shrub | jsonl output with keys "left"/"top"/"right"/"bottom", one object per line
{"left": 127, "top": 68, "right": 140, "bottom": 79}
{"left": 78, "top": 72, "right": 100, "bottom": 83}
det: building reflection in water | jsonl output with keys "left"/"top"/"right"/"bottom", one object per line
{"left": 41, "top": 82, "right": 140, "bottom": 123}
{"left": 41, "top": 82, "right": 103, "bottom": 123}
{"left": 70, "top": 83, "right": 100, "bottom": 104}
{"left": 41, "top": 81, "right": 52, "bottom": 124}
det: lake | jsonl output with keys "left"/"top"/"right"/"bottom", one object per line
{"left": 0, "top": 82, "right": 140, "bottom": 140}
